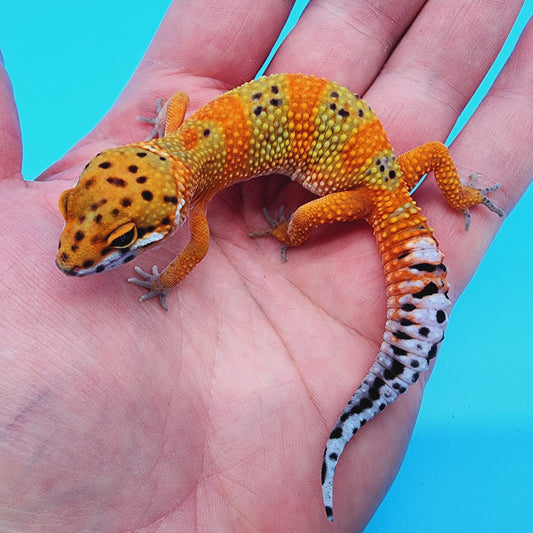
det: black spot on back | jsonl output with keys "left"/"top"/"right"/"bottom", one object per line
{"left": 99, "top": 161, "right": 111, "bottom": 169}
{"left": 142, "top": 190, "right": 153, "bottom": 201}
{"left": 128, "top": 165, "right": 138, "bottom": 173}
{"left": 253, "top": 106, "right": 263, "bottom": 116}
{"left": 136, "top": 176, "right": 147, "bottom": 184}
{"left": 400, "top": 318, "right": 415, "bottom": 326}
{"left": 402, "top": 303, "right": 416, "bottom": 312}
{"left": 436, "top": 310, "right": 446, "bottom": 323}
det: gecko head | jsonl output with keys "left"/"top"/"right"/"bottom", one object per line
{"left": 56, "top": 146, "right": 188, "bottom": 276}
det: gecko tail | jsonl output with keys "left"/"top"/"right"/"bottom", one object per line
{"left": 321, "top": 316, "right": 447, "bottom": 521}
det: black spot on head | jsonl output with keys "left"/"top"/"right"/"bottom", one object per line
{"left": 253, "top": 106, "right": 263, "bottom": 116}
{"left": 436, "top": 310, "right": 446, "bottom": 323}
{"left": 164, "top": 195, "right": 178, "bottom": 204}
{"left": 99, "top": 161, "right": 111, "bottom": 169}
{"left": 358, "top": 109, "right": 364, "bottom": 117}
{"left": 136, "top": 176, "right": 147, "bottom": 184}
{"left": 84, "top": 178, "right": 94, "bottom": 189}
{"left": 78, "top": 215, "right": 86, "bottom": 223}
{"left": 270, "top": 85, "right": 279, "bottom": 94}
{"left": 71, "top": 245, "right": 78, "bottom": 252}
{"left": 269, "top": 98, "right": 282, "bottom": 106}
{"left": 413, "top": 282, "right": 439, "bottom": 299}
{"left": 128, "top": 165, "right": 138, "bottom": 173}
{"left": 111, "top": 208, "right": 120, "bottom": 216}
{"left": 391, "top": 345, "right": 408, "bottom": 356}
{"left": 203, "top": 129, "right": 211, "bottom": 137}
{"left": 123, "top": 255, "right": 135, "bottom": 263}
{"left": 411, "top": 360, "right": 420, "bottom": 368}
{"left": 428, "top": 344, "right": 438, "bottom": 359}
{"left": 121, "top": 198, "right": 132, "bottom": 207}
{"left": 360, "top": 419, "right": 367, "bottom": 427}
{"left": 107, "top": 177, "right": 126, "bottom": 187}
{"left": 329, "top": 453, "right": 338, "bottom": 461}
{"left": 379, "top": 165, "right": 386, "bottom": 172}
{"left": 400, "top": 318, "right": 415, "bottom": 326}
{"left": 329, "top": 103, "right": 337, "bottom": 111}
{"left": 82, "top": 259, "right": 95, "bottom": 269}
{"left": 90, "top": 204, "right": 98, "bottom": 211}
{"left": 159, "top": 156, "right": 167, "bottom": 161}
{"left": 379, "top": 403, "right": 386, "bottom": 411}
{"left": 137, "top": 152, "right": 147, "bottom": 158}
{"left": 325, "top": 506, "right": 333, "bottom": 519}
{"left": 330, "top": 91, "right": 339, "bottom": 98}
{"left": 161, "top": 217, "right": 171, "bottom": 225}
{"left": 418, "top": 326, "right": 430, "bottom": 337}
{"left": 402, "top": 303, "right": 416, "bottom": 312}
{"left": 411, "top": 373, "right": 420, "bottom": 383}
{"left": 251, "top": 91, "right": 262, "bottom": 101}
{"left": 389, "top": 170, "right": 396, "bottom": 179}
{"left": 338, "top": 108, "right": 350, "bottom": 118}
{"left": 75, "top": 231, "right": 84, "bottom": 242}
{"left": 352, "top": 427, "right": 358, "bottom": 435}
{"left": 141, "top": 190, "right": 153, "bottom": 201}
{"left": 329, "top": 427, "right": 343, "bottom": 439}
{"left": 95, "top": 265, "right": 105, "bottom": 273}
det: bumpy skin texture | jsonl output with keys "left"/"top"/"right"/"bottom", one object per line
{"left": 56, "top": 73, "right": 503, "bottom": 521}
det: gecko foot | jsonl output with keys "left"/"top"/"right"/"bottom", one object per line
{"left": 462, "top": 174, "right": 505, "bottom": 231}
{"left": 249, "top": 206, "right": 289, "bottom": 262}
{"left": 137, "top": 97, "right": 166, "bottom": 141}
{"left": 128, "top": 265, "right": 170, "bottom": 311}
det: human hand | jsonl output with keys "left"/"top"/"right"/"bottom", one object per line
{"left": 1, "top": 1, "right": 531, "bottom": 531}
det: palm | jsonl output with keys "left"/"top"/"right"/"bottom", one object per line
{"left": 1, "top": 1, "right": 531, "bottom": 531}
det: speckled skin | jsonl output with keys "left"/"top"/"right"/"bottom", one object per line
{"left": 56, "top": 73, "right": 503, "bottom": 522}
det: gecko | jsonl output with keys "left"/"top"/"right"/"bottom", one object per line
{"left": 56, "top": 73, "right": 503, "bottom": 522}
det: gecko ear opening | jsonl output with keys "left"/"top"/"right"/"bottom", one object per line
{"left": 58, "top": 188, "right": 72, "bottom": 220}
{"left": 107, "top": 222, "right": 137, "bottom": 248}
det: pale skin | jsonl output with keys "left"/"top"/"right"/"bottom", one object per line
{"left": 1, "top": 0, "right": 532, "bottom": 531}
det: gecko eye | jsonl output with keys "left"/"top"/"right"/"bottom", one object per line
{"left": 107, "top": 222, "right": 137, "bottom": 248}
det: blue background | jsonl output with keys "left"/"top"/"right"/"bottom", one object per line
{"left": 1, "top": 1, "right": 531, "bottom": 531}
